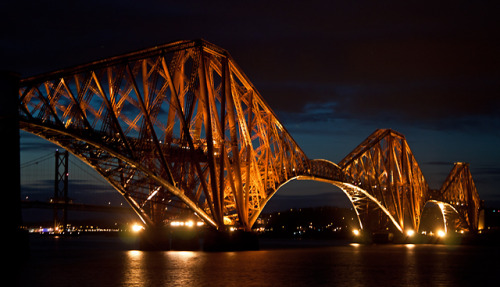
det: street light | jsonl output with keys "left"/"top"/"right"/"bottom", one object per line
{"left": 132, "top": 224, "right": 144, "bottom": 233}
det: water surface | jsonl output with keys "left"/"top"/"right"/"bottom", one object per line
{"left": 18, "top": 235, "right": 499, "bottom": 286}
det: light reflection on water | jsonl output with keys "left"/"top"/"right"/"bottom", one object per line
{"left": 123, "top": 250, "right": 144, "bottom": 286}
{"left": 122, "top": 250, "right": 202, "bottom": 286}
{"left": 19, "top": 236, "right": 500, "bottom": 286}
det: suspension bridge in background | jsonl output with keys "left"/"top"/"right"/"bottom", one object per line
{"left": 20, "top": 149, "right": 133, "bottom": 227}
{"left": 13, "top": 39, "right": 482, "bottom": 248}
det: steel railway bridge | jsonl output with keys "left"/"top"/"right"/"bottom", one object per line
{"left": 16, "top": 39, "right": 481, "bottom": 236}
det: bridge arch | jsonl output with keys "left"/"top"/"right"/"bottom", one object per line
{"left": 294, "top": 176, "right": 404, "bottom": 233}
{"left": 253, "top": 156, "right": 406, "bottom": 234}
{"left": 21, "top": 124, "right": 217, "bottom": 228}
{"left": 293, "top": 158, "right": 403, "bottom": 233}
{"left": 420, "top": 200, "right": 469, "bottom": 234}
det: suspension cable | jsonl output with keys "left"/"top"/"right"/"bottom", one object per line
{"left": 20, "top": 152, "right": 54, "bottom": 169}
{"left": 68, "top": 157, "right": 108, "bottom": 185}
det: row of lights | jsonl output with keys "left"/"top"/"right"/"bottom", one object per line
{"left": 170, "top": 221, "right": 205, "bottom": 227}
{"left": 128, "top": 224, "right": 451, "bottom": 241}
{"left": 131, "top": 220, "right": 206, "bottom": 233}
{"left": 408, "top": 229, "right": 446, "bottom": 238}
{"left": 420, "top": 230, "right": 446, "bottom": 237}
{"left": 352, "top": 229, "right": 447, "bottom": 238}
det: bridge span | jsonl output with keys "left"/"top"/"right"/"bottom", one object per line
{"left": 16, "top": 39, "right": 481, "bottom": 238}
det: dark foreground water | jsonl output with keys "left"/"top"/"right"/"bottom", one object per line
{"left": 18, "top": 234, "right": 500, "bottom": 286}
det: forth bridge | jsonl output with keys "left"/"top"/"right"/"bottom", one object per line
{"left": 7, "top": 39, "right": 481, "bottom": 249}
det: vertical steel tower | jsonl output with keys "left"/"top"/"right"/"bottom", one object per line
{"left": 53, "top": 149, "right": 69, "bottom": 230}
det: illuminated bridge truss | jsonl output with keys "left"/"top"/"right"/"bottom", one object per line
{"left": 19, "top": 40, "right": 310, "bottom": 230}
{"left": 430, "top": 162, "right": 481, "bottom": 231}
{"left": 303, "top": 130, "right": 481, "bottom": 233}
{"left": 338, "top": 129, "right": 429, "bottom": 233}
{"left": 18, "top": 39, "right": 481, "bottom": 233}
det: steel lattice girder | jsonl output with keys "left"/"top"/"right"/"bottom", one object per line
{"left": 19, "top": 39, "right": 310, "bottom": 231}
{"left": 336, "top": 129, "right": 481, "bottom": 233}
{"left": 436, "top": 163, "right": 481, "bottom": 231}
{"left": 337, "top": 129, "right": 429, "bottom": 232}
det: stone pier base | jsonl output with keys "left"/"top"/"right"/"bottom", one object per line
{"left": 138, "top": 227, "right": 260, "bottom": 251}
{"left": 202, "top": 230, "right": 259, "bottom": 252}
{"left": 138, "top": 227, "right": 171, "bottom": 251}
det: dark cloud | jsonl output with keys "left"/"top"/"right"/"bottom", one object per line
{"left": 237, "top": 2, "right": 500, "bottom": 129}
{"left": 20, "top": 135, "right": 59, "bottom": 152}
{"left": 473, "top": 166, "right": 500, "bottom": 177}
{"left": 4, "top": 0, "right": 500, "bottom": 207}
{"left": 20, "top": 141, "right": 58, "bottom": 152}
{"left": 423, "top": 161, "right": 456, "bottom": 166}
{"left": 4, "top": 1, "right": 499, "bottom": 127}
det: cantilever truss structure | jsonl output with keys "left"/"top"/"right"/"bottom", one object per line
{"left": 329, "top": 130, "right": 480, "bottom": 233}
{"left": 432, "top": 162, "right": 481, "bottom": 231}
{"left": 19, "top": 40, "right": 309, "bottom": 230}
{"left": 333, "top": 129, "right": 428, "bottom": 233}
{"left": 18, "top": 39, "right": 481, "bottom": 233}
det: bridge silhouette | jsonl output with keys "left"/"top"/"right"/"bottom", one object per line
{"left": 17, "top": 39, "right": 481, "bottom": 238}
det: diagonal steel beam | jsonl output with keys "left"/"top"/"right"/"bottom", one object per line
{"left": 125, "top": 63, "right": 176, "bottom": 186}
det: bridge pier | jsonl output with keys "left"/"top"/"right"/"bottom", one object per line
{"left": 138, "top": 227, "right": 259, "bottom": 251}
{"left": 202, "top": 229, "right": 259, "bottom": 252}
{"left": 138, "top": 226, "right": 172, "bottom": 250}
{"left": 138, "top": 226, "right": 201, "bottom": 251}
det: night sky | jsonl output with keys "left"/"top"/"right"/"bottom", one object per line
{"left": 2, "top": 1, "right": 499, "bottom": 211}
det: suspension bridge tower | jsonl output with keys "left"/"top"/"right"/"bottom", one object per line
{"left": 53, "top": 150, "right": 69, "bottom": 231}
